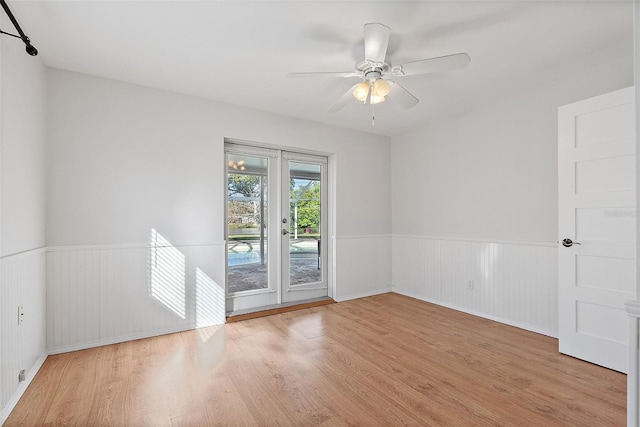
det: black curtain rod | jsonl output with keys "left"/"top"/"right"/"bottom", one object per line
{"left": 0, "top": 0, "right": 37, "bottom": 56}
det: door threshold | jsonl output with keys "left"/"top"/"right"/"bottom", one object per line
{"left": 226, "top": 297, "right": 335, "bottom": 323}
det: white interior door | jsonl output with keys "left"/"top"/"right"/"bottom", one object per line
{"left": 558, "top": 86, "right": 635, "bottom": 373}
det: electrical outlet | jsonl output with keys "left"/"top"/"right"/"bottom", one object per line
{"left": 467, "top": 280, "right": 474, "bottom": 290}
{"left": 18, "top": 305, "right": 24, "bottom": 325}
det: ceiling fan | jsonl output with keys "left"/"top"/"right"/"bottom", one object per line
{"left": 288, "top": 23, "right": 470, "bottom": 116}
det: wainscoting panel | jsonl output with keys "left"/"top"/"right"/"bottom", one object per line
{"left": 0, "top": 248, "right": 47, "bottom": 424}
{"left": 392, "top": 236, "right": 558, "bottom": 336}
{"left": 335, "top": 235, "right": 392, "bottom": 301}
{"left": 47, "top": 240, "right": 226, "bottom": 353}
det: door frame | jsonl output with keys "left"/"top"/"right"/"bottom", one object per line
{"left": 224, "top": 139, "right": 334, "bottom": 314}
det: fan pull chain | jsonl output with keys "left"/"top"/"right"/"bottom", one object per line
{"left": 370, "top": 80, "right": 375, "bottom": 125}
{"left": 372, "top": 101, "right": 375, "bottom": 126}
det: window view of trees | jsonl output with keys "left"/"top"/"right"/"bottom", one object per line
{"left": 290, "top": 179, "right": 320, "bottom": 235}
{"left": 228, "top": 174, "right": 260, "bottom": 198}
{"left": 227, "top": 174, "right": 265, "bottom": 238}
{"left": 226, "top": 155, "right": 324, "bottom": 291}
{"left": 227, "top": 173, "right": 321, "bottom": 238}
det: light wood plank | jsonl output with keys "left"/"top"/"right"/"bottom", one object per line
{"left": 5, "top": 293, "right": 626, "bottom": 426}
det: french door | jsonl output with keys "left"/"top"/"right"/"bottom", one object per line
{"left": 225, "top": 143, "right": 328, "bottom": 314}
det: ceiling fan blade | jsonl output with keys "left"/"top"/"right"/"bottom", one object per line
{"left": 288, "top": 72, "right": 361, "bottom": 78}
{"left": 392, "top": 53, "right": 470, "bottom": 77}
{"left": 364, "top": 23, "right": 391, "bottom": 64}
{"left": 386, "top": 80, "right": 419, "bottom": 109}
{"left": 327, "top": 84, "right": 359, "bottom": 113}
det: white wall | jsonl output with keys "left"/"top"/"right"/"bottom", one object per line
{"left": 1, "top": 42, "right": 46, "bottom": 256}
{"left": 391, "top": 53, "right": 633, "bottom": 335}
{"left": 46, "top": 68, "right": 392, "bottom": 351}
{"left": 0, "top": 16, "right": 48, "bottom": 424}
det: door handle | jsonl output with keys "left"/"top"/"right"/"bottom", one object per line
{"left": 282, "top": 229, "right": 290, "bottom": 235}
{"left": 562, "top": 238, "right": 581, "bottom": 248}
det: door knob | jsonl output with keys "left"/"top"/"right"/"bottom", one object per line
{"left": 282, "top": 229, "right": 290, "bottom": 235}
{"left": 562, "top": 238, "right": 581, "bottom": 247}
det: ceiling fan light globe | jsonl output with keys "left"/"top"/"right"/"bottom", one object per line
{"left": 371, "top": 94, "right": 386, "bottom": 104}
{"left": 373, "top": 79, "right": 390, "bottom": 97}
{"left": 352, "top": 81, "right": 370, "bottom": 102}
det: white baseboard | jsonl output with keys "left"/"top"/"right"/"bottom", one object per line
{"left": 392, "top": 288, "right": 558, "bottom": 339}
{"left": 336, "top": 287, "right": 392, "bottom": 302}
{"left": 47, "top": 324, "right": 199, "bottom": 355}
{"left": 1, "top": 353, "right": 48, "bottom": 426}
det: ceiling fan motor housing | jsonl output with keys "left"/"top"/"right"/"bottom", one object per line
{"left": 356, "top": 61, "right": 390, "bottom": 82}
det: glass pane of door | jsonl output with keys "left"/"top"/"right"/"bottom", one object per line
{"left": 288, "top": 161, "right": 322, "bottom": 286}
{"left": 227, "top": 153, "right": 269, "bottom": 293}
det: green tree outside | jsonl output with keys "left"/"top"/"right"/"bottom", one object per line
{"left": 291, "top": 180, "right": 320, "bottom": 233}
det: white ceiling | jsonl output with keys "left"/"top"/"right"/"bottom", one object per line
{"left": 9, "top": 1, "right": 633, "bottom": 136}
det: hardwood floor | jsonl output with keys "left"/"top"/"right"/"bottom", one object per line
{"left": 6, "top": 293, "right": 626, "bottom": 426}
